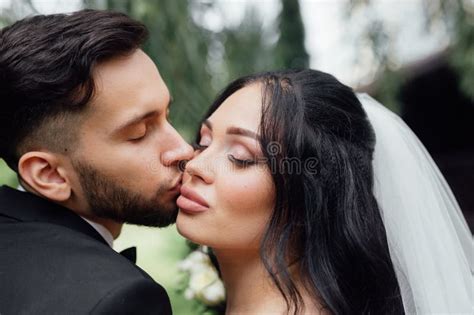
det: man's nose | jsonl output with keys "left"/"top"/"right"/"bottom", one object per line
{"left": 161, "top": 127, "right": 194, "bottom": 167}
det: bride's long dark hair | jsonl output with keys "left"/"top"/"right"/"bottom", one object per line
{"left": 200, "top": 69, "right": 404, "bottom": 314}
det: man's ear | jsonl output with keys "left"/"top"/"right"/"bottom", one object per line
{"left": 18, "top": 151, "right": 72, "bottom": 202}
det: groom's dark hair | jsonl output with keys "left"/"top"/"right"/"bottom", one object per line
{"left": 0, "top": 9, "right": 148, "bottom": 171}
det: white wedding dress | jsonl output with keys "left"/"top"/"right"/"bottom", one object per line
{"left": 358, "top": 94, "right": 473, "bottom": 314}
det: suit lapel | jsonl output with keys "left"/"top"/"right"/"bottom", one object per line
{"left": 0, "top": 185, "right": 109, "bottom": 246}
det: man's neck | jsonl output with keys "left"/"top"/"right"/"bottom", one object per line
{"left": 80, "top": 216, "right": 115, "bottom": 247}
{"left": 80, "top": 214, "right": 123, "bottom": 240}
{"left": 17, "top": 182, "right": 123, "bottom": 241}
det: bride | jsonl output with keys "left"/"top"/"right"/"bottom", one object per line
{"left": 176, "top": 69, "right": 472, "bottom": 314}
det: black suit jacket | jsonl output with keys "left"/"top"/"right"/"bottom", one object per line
{"left": 0, "top": 185, "right": 172, "bottom": 314}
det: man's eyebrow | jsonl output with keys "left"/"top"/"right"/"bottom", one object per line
{"left": 114, "top": 96, "right": 173, "bottom": 134}
{"left": 113, "top": 110, "right": 158, "bottom": 134}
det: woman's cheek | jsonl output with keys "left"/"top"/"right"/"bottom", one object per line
{"left": 216, "top": 172, "right": 275, "bottom": 246}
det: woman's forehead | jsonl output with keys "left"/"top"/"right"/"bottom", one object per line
{"left": 207, "top": 84, "right": 263, "bottom": 133}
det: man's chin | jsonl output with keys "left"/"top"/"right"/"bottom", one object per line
{"left": 119, "top": 205, "right": 179, "bottom": 228}
{"left": 73, "top": 158, "right": 180, "bottom": 228}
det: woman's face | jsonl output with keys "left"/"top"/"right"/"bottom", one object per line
{"left": 176, "top": 84, "right": 275, "bottom": 250}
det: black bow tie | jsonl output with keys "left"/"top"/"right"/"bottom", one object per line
{"left": 119, "top": 246, "right": 137, "bottom": 264}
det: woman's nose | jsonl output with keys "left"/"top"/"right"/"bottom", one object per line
{"left": 184, "top": 150, "right": 214, "bottom": 184}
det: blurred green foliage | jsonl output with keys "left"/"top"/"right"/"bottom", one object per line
{"left": 0, "top": 159, "right": 17, "bottom": 188}
{"left": 450, "top": 2, "right": 474, "bottom": 101}
{"left": 350, "top": 0, "right": 474, "bottom": 106}
{"left": 275, "top": 0, "right": 309, "bottom": 69}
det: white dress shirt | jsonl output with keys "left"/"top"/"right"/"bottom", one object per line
{"left": 80, "top": 216, "right": 114, "bottom": 247}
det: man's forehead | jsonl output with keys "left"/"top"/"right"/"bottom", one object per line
{"left": 88, "top": 51, "right": 169, "bottom": 113}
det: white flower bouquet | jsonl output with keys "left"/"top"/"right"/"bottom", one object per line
{"left": 178, "top": 246, "right": 226, "bottom": 313}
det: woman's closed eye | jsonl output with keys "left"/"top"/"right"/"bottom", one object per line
{"left": 193, "top": 141, "right": 257, "bottom": 167}
{"left": 228, "top": 154, "right": 257, "bottom": 167}
{"left": 227, "top": 144, "right": 258, "bottom": 167}
{"left": 193, "top": 142, "right": 208, "bottom": 151}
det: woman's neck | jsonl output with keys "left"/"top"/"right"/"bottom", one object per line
{"left": 215, "top": 249, "right": 327, "bottom": 314}
{"left": 214, "top": 248, "right": 288, "bottom": 314}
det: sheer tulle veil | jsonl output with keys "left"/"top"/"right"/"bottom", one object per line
{"left": 358, "top": 93, "right": 473, "bottom": 314}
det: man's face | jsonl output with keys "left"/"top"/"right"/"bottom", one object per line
{"left": 71, "top": 49, "right": 193, "bottom": 227}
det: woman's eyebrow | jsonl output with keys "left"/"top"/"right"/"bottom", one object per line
{"left": 203, "top": 119, "right": 212, "bottom": 130}
{"left": 227, "top": 127, "right": 260, "bottom": 139}
{"left": 202, "top": 119, "right": 260, "bottom": 139}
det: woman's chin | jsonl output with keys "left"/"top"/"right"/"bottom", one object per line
{"left": 176, "top": 210, "right": 207, "bottom": 245}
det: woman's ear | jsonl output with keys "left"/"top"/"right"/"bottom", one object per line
{"left": 18, "top": 151, "right": 72, "bottom": 202}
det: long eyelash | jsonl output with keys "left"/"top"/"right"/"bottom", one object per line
{"left": 191, "top": 143, "right": 256, "bottom": 167}
{"left": 228, "top": 155, "right": 256, "bottom": 167}
{"left": 129, "top": 134, "right": 146, "bottom": 142}
{"left": 192, "top": 143, "right": 207, "bottom": 150}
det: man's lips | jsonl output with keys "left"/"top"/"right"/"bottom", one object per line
{"left": 169, "top": 175, "right": 183, "bottom": 192}
{"left": 177, "top": 186, "right": 209, "bottom": 213}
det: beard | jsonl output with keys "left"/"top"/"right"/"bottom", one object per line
{"left": 72, "top": 160, "right": 178, "bottom": 227}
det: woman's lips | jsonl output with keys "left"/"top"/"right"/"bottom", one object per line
{"left": 177, "top": 186, "right": 209, "bottom": 213}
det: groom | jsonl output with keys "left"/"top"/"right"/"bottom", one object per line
{"left": 0, "top": 10, "right": 193, "bottom": 314}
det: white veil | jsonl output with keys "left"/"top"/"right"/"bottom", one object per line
{"left": 357, "top": 93, "right": 473, "bottom": 314}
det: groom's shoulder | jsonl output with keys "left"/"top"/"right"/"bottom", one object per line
{"left": 0, "top": 220, "right": 153, "bottom": 283}
{"left": 0, "top": 221, "right": 172, "bottom": 314}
